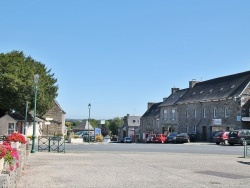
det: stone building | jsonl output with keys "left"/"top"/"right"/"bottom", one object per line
{"left": 41, "top": 100, "right": 66, "bottom": 136}
{"left": 140, "top": 102, "right": 162, "bottom": 142}
{"left": 118, "top": 114, "right": 141, "bottom": 142}
{"left": 159, "top": 88, "right": 189, "bottom": 135}
{"left": 177, "top": 71, "right": 250, "bottom": 141}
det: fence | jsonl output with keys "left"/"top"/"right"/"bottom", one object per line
{"left": 38, "top": 136, "right": 65, "bottom": 153}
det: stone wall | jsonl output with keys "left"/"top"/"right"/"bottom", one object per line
{"left": 0, "top": 143, "right": 28, "bottom": 188}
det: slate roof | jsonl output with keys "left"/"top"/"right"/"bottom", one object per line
{"left": 7, "top": 112, "right": 43, "bottom": 122}
{"left": 73, "top": 120, "right": 94, "bottom": 131}
{"left": 141, "top": 102, "right": 162, "bottom": 118}
{"left": 159, "top": 89, "right": 189, "bottom": 107}
{"left": 178, "top": 70, "right": 250, "bottom": 104}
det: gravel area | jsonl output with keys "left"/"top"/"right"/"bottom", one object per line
{"left": 17, "top": 152, "right": 250, "bottom": 188}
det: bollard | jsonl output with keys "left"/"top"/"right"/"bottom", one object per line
{"left": 243, "top": 140, "right": 247, "bottom": 158}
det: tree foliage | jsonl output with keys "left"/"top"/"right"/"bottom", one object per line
{"left": 109, "top": 117, "right": 123, "bottom": 135}
{"left": 0, "top": 51, "right": 58, "bottom": 117}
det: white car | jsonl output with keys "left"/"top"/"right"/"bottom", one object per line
{"left": 103, "top": 137, "right": 111, "bottom": 143}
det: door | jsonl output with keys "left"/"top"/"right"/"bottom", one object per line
{"left": 202, "top": 126, "right": 207, "bottom": 141}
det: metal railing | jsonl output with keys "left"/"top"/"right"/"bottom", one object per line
{"left": 38, "top": 136, "right": 65, "bottom": 153}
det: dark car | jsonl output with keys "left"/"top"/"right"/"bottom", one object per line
{"left": 175, "top": 133, "right": 190, "bottom": 143}
{"left": 213, "top": 131, "right": 229, "bottom": 145}
{"left": 166, "top": 132, "right": 178, "bottom": 143}
{"left": 228, "top": 130, "right": 250, "bottom": 146}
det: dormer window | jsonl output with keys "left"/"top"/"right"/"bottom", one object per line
{"left": 220, "top": 88, "right": 223, "bottom": 91}
{"left": 209, "top": 89, "right": 213, "bottom": 93}
{"left": 200, "top": 91, "right": 203, "bottom": 94}
{"left": 231, "top": 85, "right": 235, "bottom": 89}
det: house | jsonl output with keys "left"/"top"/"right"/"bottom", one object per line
{"left": 0, "top": 112, "right": 43, "bottom": 137}
{"left": 41, "top": 100, "right": 66, "bottom": 136}
{"left": 158, "top": 87, "right": 189, "bottom": 135}
{"left": 72, "top": 120, "right": 94, "bottom": 133}
{"left": 118, "top": 114, "right": 141, "bottom": 142}
{"left": 176, "top": 71, "right": 250, "bottom": 141}
{"left": 0, "top": 100, "right": 66, "bottom": 138}
{"left": 140, "top": 102, "right": 162, "bottom": 142}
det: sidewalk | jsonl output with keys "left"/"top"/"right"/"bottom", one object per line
{"left": 17, "top": 151, "right": 250, "bottom": 188}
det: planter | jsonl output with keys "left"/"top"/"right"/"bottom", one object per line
{"left": 0, "top": 158, "right": 4, "bottom": 173}
{"left": 11, "top": 142, "right": 20, "bottom": 149}
{"left": 68, "top": 138, "right": 83, "bottom": 144}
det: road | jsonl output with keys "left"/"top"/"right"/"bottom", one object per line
{"left": 64, "top": 142, "right": 245, "bottom": 156}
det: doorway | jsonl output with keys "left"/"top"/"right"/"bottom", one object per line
{"left": 202, "top": 126, "right": 207, "bottom": 141}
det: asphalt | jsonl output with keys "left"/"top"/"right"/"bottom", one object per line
{"left": 17, "top": 144, "right": 250, "bottom": 188}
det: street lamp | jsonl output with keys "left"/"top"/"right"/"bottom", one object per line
{"left": 88, "top": 103, "right": 91, "bottom": 143}
{"left": 31, "top": 74, "right": 39, "bottom": 153}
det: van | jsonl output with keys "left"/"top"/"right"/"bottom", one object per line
{"left": 228, "top": 130, "right": 250, "bottom": 146}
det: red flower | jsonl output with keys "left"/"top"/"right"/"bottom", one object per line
{"left": 7, "top": 132, "right": 27, "bottom": 144}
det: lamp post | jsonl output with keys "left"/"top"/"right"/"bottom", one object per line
{"left": 31, "top": 74, "right": 39, "bottom": 153}
{"left": 88, "top": 103, "right": 91, "bottom": 143}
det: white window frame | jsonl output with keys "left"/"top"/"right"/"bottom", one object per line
{"left": 163, "top": 109, "right": 167, "bottom": 120}
{"left": 171, "top": 109, "right": 176, "bottom": 120}
{"left": 224, "top": 108, "right": 228, "bottom": 117}
{"left": 203, "top": 109, "right": 207, "bottom": 118}
{"left": 8, "top": 123, "right": 15, "bottom": 135}
{"left": 213, "top": 108, "right": 217, "bottom": 118}
{"left": 186, "top": 110, "right": 189, "bottom": 118}
{"left": 194, "top": 109, "right": 197, "bottom": 118}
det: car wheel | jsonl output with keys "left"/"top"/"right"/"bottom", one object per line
{"left": 216, "top": 142, "right": 220, "bottom": 145}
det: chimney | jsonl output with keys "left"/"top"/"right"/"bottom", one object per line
{"left": 147, "top": 102, "right": 155, "bottom": 109}
{"left": 189, "top": 79, "right": 198, "bottom": 88}
{"left": 171, "top": 88, "right": 179, "bottom": 94}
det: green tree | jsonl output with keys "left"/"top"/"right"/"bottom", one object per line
{"left": 65, "top": 122, "right": 71, "bottom": 129}
{"left": 0, "top": 51, "right": 58, "bottom": 117}
{"left": 109, "top": 117, "right": 123, "bottom": 135}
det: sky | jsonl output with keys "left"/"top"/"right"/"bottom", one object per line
{"left": 0, "top": 0, "right": 250, "bottom": 120}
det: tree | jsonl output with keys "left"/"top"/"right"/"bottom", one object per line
{"left": 101, "top": 124, "right": 109, "bottom": 137}
{"left": 0, "top": 51, "right": 58, "bottom": 117}
{"left": 109, "top": 117, "right": 123, "bottom": 135}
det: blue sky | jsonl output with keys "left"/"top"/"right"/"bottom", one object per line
{"left": 1, "top": 1, "right": 250, "bottom": 120}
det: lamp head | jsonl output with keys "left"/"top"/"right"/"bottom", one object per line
{"left": 34, "top": 74, "right": 39, "bottom": 84}
{"left": 88, "top": 103, "right": 91, "bottom": 109}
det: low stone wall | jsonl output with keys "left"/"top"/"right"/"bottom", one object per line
{"left": 0, "top": 143, "right": 28, "bottom": 188}
{"left": 68, "top": 138, "right": 83, "bottom": 144}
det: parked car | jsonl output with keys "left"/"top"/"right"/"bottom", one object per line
{"left": 146, "top": 134, "right": 155, "bottom": 143}
{"left": 103, "top": 137, "right": 111, "bottom": 143}
{"left": 213, "top": 131, "right": 229, "bottom": 145}
{"left": 152, "top": 134, "right": 166, "bottom": 143}
{"left": 166, "top": 132, "right": 178, "bottom": 143}
{"left": 124, "top": 137, "right": 132, "bottom": 143}
{"left": 175, "top": 133, "right": 190, "bottom": 143}
{"left": 228, "top": 130, "right": 250, "bottom": 146}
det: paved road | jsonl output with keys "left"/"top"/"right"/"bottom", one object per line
{"left": 64, "top": 142, "right": 245, "bottom": 156}
{"left": 17, "top": 144, "right": 250, "bottom": 188}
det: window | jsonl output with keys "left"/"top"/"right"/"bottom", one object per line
{"left": 193, "top": 125, "right": 197, "bottom": 133}
{"left": 224, "top": 108, "right": 228, "bottom": 117}
{"left": 8, "top": 123, "right": 15, "bottom": 135}
{"left": 171, "top": 109, "right": 176, "bottom": 120}
{"left": 213, "top": 108, "right": 217, "bottom": 118}
{"left": 186, "top": 110, "right": 189, "bottom": 118}
{"left": 203, "top": 109, "right": 207, "bottom": 118}
{"left": 163, "top": 109, "right": 167, "bottom": 120}
{"left": 194, "top": 109, "right": 197, "bottom": 118}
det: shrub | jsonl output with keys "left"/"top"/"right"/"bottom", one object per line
{"left": 96, "top": 135, "right": 103, "bottom": 142}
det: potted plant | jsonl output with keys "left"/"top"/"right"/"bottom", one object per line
{"left": 7, "top": 132, "right": 27, "bottom": 148}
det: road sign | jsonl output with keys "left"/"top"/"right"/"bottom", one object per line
{"left": 46, "top": 118, "right": 53, "bottom": 121}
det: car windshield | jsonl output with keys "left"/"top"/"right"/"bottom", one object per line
{"left": 214, "top": 132, "right": 223, "bottom": 137}
{"left": 229, "top": 131, "right": 238, "bottom": 136}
